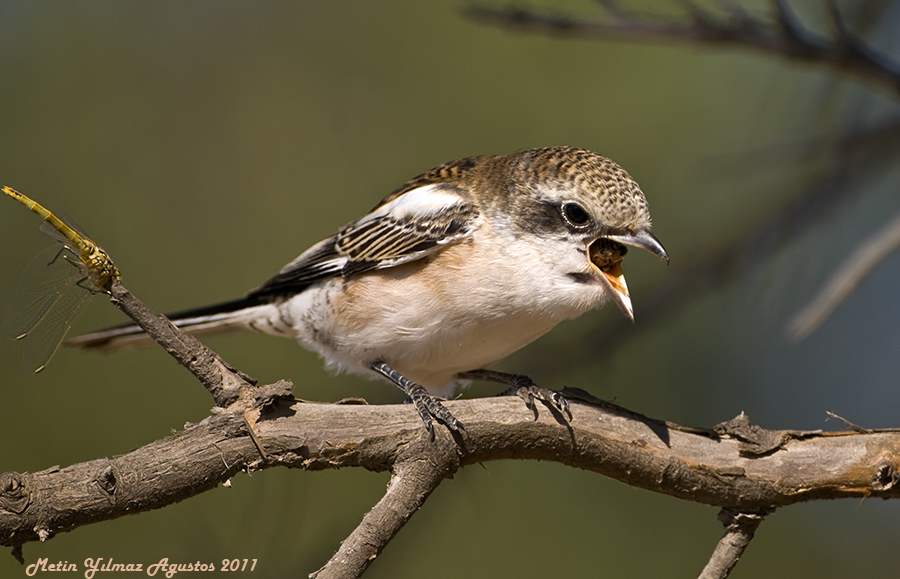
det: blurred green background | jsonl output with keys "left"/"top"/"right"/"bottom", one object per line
{"left": 2, "top": 1, "right": 900, "bottom": 577}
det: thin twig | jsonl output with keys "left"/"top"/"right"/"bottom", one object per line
{"left": 106, "top": 279, "right": 255, "bottom": 406}
{"left": 825, "top": 411, "right": 871, "bottom": 433}
{"left": 787, "top": 210, "right": 900, "bottom": 339}
{"left": 698, "top": 509, "right": 768, "bottom": 579}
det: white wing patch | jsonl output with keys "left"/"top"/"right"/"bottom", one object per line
{"left": 336, "top": 183, "right": 477, "bottom": 268}
{"left": 358, "top": 184, "right": 468, "bottom": 223}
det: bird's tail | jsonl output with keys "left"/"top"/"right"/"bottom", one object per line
{"left": 65, "top": 296, "right": 276, "bottom": 352}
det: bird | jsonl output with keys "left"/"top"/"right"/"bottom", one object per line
{"left": 67, "top": 146, "right": 668, "bottom": 438}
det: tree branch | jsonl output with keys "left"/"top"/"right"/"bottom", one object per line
{"left": 4, "top": 8, "right": 898, "bottom": 572}
{"left": 106, "top": 279, "right": 255, "bottom": 407}
{"left": 4, "top": 388, "right": 900, "bottom": 572}
{"left": 464, "top": 1, "right": 900, "bottom": 97}
{"left": 698, "top": 508, "right": 768, "bottom": 579}
{"left": 787, "top": 210, "right": 900, "bottom": 339}
{"left": 312, "top": 434, "right": 461, "bottom": 579}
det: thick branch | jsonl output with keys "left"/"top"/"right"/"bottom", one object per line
{"left": 313, "top": 434, "right": 461, "bottom": 579}
{"left": 4, "top": 392, "right": 900, "bottom": 559}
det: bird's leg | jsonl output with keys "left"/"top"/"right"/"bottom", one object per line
{"left": 457, "top": 369, "right": 571, "bottom": 421}
{"left": 370, "top": 361, "right": 467, "bottom": 440}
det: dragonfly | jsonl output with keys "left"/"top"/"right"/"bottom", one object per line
{"left": 2, "top": 186, "right": 120, "bottom": 373}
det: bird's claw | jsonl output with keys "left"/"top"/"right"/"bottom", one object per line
{"left": 508, "top": 383, "right": 572, "bottom": 421}
{"left": 406, "top": 387, "right": 468, "bottom": 440}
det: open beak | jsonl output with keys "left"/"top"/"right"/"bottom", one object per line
{"left": 595, "top": 258, "right": 634, "bottom": 320}
{"left": 589, "top": 229, "right": 668, "bottom": 322}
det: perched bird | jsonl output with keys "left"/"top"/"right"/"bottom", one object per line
{"left": 68, "top": 146, "right": 668, "bottom": 437}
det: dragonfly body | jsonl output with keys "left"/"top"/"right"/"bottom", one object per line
{"left": 2, "top": 186, "right": 120, "bottom": 372}
{"left": 2, "top": 186, "right": 120, "bottom": 290}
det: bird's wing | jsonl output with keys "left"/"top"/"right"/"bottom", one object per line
{"left": 248, "top": 182, "right": 479, "bottom": 298}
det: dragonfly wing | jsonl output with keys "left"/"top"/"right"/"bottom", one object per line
{"left": 17, "top": 282, "right": 94, "bottom": 373}
{"left": 3, "top": 245, "right": 88, "bottom": 338}
{"left": 3, "top": 244, "right": 97, "bottom": 371}
{"left": 3, "top": 188, "right": 112, "bottom": 372}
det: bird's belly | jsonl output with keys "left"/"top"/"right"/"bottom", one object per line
{"left": 280, "top": 239, "right": 596, "bottom": 396}
{"left": 376, "top": 312, "right": 558, "bottom": 393}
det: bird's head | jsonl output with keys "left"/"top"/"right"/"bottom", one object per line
{"left": 502, "top": 146, "right": 668, "bottom": 320}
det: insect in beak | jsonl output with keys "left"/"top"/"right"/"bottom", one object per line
{"left": 588, "top": 230, "right": 668, "bottom": 321}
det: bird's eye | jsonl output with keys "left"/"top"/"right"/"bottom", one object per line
{"left": 561, "top": 202, "right": 591, "bottom": 227}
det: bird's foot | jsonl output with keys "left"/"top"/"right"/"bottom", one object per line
{"left": 371, "top": 361, "right": 467, "bottom": 440}
{"left": 404, "top": 385, "right": 467, "bottom": 440}
{"left": 458, "top": 369, "right": 571, "bottom": 421}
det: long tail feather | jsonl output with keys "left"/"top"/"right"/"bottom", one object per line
{"left": 65, "top": 296, "right": 275, "bottom": 352}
